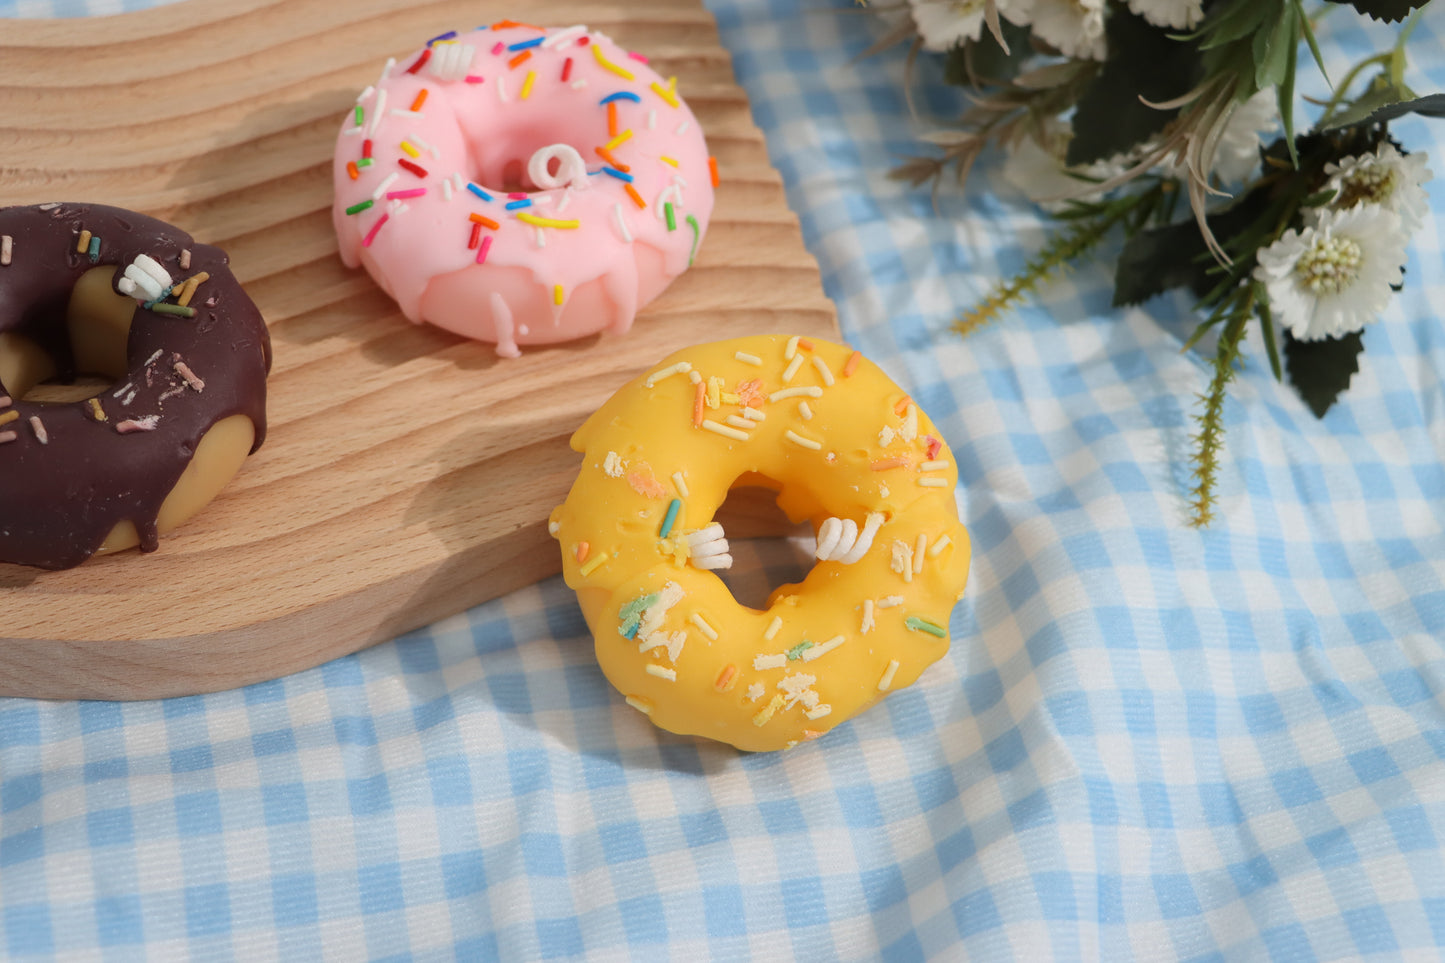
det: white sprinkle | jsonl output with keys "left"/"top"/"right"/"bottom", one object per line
{"left": 735, "top": 351, "right": 762, "bottom": 366}
{"left": 877, "top": 660, "right": 900, "bottom": 691}
{"left": 1, "top": 235, "right": 12, "bottom": 266}
{"left": 178, "top": 249, "right": 191, "bottom": 270}
{"left": 625, "top": 696, "right": 652, "bottom": 715}
{"left": 603, "top": 451, "right": 625, "bottom": 477}
{"left": 768, "top": 386, "right": 823, "bottom": 403}
{"left": 861, "top": 599, "right": 875, "bottom": 634}
{"left": 784, "top": 429, "right": 821, "bottom": 450}
{"left": 556, "top": 190, "right": 571, "bottom": 213}
{"left": 122, "top": 389, "right": 136, "bottom": 406}
{"left": 533, "top": 194, "right": 553, "bottom": 207}
{"left": 805, "top": 704, "right": 832, "bottom": 720}
{"left": 451, "top": 171, "right": 465, "bottom": 193}
{"left": 143, "top": 349, "right": 164, "bottom": 367}
{"left": 111, "top": 382, "right": 133, "bottom": 398}
{"left": 379, "top": 57, "right": 395, "bottom": 85}
{"left": 342, "top": 126, "right": 363, "bottom": 136}
{"left": 644, "top": 361, "right": 692, "bottom": 387}
{"left": 920, "top": 460, "right": 949, "bottom": 472}
{"left": 745, "top": 683, "right": 765, "bottom": 703}
{"left": 724, "top": 415, "right": 754, "bottom": 431}
{"left": 800, "top": 636, "right": 845, "bottom": 663}
{"left": 879, "top": 425, "right": 895, "bottom": 447}
{"left": 702, "top": 420, "right": 750, "bottom": 442}
{"left": 741, "top": 407, "right": 765, "bottom": 421}
{"left": 570, "top": 79, "right": 589, "bottom": 89}
{"left": 389, "top": 109, "right": 424, "bottom": 118}
{"left": 688, "top": 370, "right": 703, "bottom": 384}
{"left": 919, "top": 478, "right": 950, "bottom": 488}
{"left": 174, "top": 362, "right": 205, "bottom": 392}
{"left": 411, "top": 133, "right": 438, "bottom": 159}
{"left": 548, "top": 520, "right": 560, "bottom": 535}
{"left": 689, "top": 613, "right": 718, "bottom": 641}
{"left": 543, "top": 24, "right": 588, "bottom": 47}
{"left": 497, "top": 77, "right": 510, "bottom": 102}
{"left": 356, "top": 85, "right": 374, "bottom": 103}
{"left": 764, "top": 616, "right": 783, "bottom": 641}
{"left": 133, "top": 254, "right": 170, "bottom": 287}
{"left": 812, "top": 355, "right": 835, "bottom": 386}
{"left": 891, "top": 541, "right": 914, "bottom": 583}
{"left": 900, "top": 404, "right": 919, "bottom": 442}
{"left": 28, "top": 416, "right": 46, "bottom": 444}
{"left": 879, "top": 483, "right": 890, "bottom": 498}
{"left": 368, "top": 88, "right": 387, "bottom": 135}
{"left": 37, "top": 202, "right": 60, "bottom": 211}
{"left": 647, "top": 109, "right": 657, "bottom": 130}
{"left": 753, "top": 654, "right": 786, "bottom": 670}
{"left": 612, "top": 203, "right": 634, "bottom": 243}
{"left": 785, "top": 335, "right": 800, "bottom": 360}
{"left": 798, "top": 401, "right": 813, "bottom": 421}
{"left": 655, "top": 184, "right": 684, "bottom": 222}
{"left": 371, "top": 172, "right": 400, "bottom": 200}
{"left": 928, "top": 534, "right": 952, "bottom": 557}
{"left": 914, "top": 533, "right": 928, "bottom": 574}
{"left": 534, "top": 227, "right": 546, "bottom": 248}
{"left": 645, "top": 664, "right": 677, "bottom": 682}
{"left": 692, "top": 553, "right": 733, "bottom": 570}
{"left": 672, "top": 471, "right": 690, "bottom": 497}
{"left": 676, "top": 120, "right": 691, "bottom": 135}
{"left": 441, "top": 179, "right": 453, "bottom": 202}
{"left": 115, "top": 415, "right": 160, "bottom": 433}
{"left": 781, "top": 354, "right": 805, "bottom": 384}
{"left": 877, "top": 595, "right": 905, "bottom": 609}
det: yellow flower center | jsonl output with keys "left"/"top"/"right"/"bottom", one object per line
{"left": 1336, "top": 163, "right": 1397, "bottom": 210}
{"left": 1295, "top": 234, "right": 1363, "bottom": 297}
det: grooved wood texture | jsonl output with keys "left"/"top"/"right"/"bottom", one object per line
{"left": 0, "top": 0, "right": 838, "bottom": 700}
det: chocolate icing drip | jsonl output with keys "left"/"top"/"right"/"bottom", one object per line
{"left": 0, "top": 203, "right": 271, "bottom": 569}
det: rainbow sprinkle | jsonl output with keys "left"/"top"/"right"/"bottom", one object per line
{"left": 466, "top": 182, "right": 493, "bottom": 202}
{"left": 600, "top": 91, "right": 642, "bottom": 104}
{"left": 345, "top": 199, "right": 374, "bottom": 215}
{"left": 521, "top": 69, "right": 537, "bottom": 99}
{"left": 659, "top": 499, "right": 681, "bottom": 538}
{"left": 602, "top": 167, "right": 634, "bottom": 183}
{"left": 517, "top": 213, "right": 580, "bottom": 229}
{"left": 591, "top": 43, "right": 635, "bottom": 79}
{"left": 650, "top": 79, "right": 679, "bottom": 108}
{"left": 553, "top": 284, "right": 564, "bottom": 305}
{"left": 686, "top": 215, "right": 700, "bottom": 265}
{"left": 905, "top": 617, "right": 947, "bottom": 638}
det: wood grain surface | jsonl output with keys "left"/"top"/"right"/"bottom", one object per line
{"left": 0, "top": 0, "right": 838, "bottom": 700}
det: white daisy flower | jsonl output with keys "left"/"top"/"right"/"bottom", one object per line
{"left": 1026, "top": 0, "right": 1106, "bottom": 61}
{"left": 1315, "top": 140, "right": 1433, "bottom": 235}
{"left": 1253, "top": 205, "right": 1408, "bottom": 342}
{"left": 1125, "top": 0, "right": 1204, "bottom": 29}
{"left": 908, "top": 0, "right": 1031, "bottom": 52}
{"left": 1208, "top": 89, "right": 1280, "bottom": 185}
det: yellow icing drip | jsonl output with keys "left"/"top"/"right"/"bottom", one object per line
{"left": 552, "top": 335, "right": 971, "bottom": 751}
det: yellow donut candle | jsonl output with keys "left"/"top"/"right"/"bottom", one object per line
{"left": 550, "top": 335, "right": 971, "bottom": 751}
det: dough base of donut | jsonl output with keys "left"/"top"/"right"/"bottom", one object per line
{"left": 3, "top": 267, "right": 257, "bottom": 558}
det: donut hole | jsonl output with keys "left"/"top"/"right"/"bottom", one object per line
{"left": 0, "top": 266, "right": 132, "bottom": 404}
{"left": 464, "top": 115, "right": 608, "bottom": 194}
{"left": 711, "top": 481, "right": 816, "bottom": 612}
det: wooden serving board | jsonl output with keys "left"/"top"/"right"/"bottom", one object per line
{"left": 0, "top": 0, "right": 838, "bottom": 700}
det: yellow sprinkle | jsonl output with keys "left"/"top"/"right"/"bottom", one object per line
{"left": 659, "top": 155, "right": 679, "bottom": 167}
{"left": 645, "top": 361, "right": 692, "bottom": 386}
{"left": 0, "top": 410, "right": 17, "bottom": 428}
{"left": 521, "top": 69, "right": 536, "bottom": 100}
{"left": 605, "top": 129, "right": 633, "bottom": 150}
{"left": 672, "top": 471, "right": 689, "bottom": 497}
{"left": 784, "top": 429, "right": 822, "bottom": 450}
{"left": 625, "top": 695, "right": 653, "bottom": 715}
{"left": 176, "top": 271, "right": 210, "bottom": 307}
{"left": 752, "top": 694, "right": 784, "bottom": 727}
{"left": 920, "top": 460, "right": 949, "bottom": 472}
{"left": 919, "top": 478, "right": 950, "bottom": 488}
{"left": 805, "top": 704, "right": 833, "bottom": 720}
{"left": 721, "top": 392, "right": 740, "bottom": 405}
{"left": 706, "top": 376, "right": 722, "bottom": 410}
{"left": 689, "top": 613, "right": 718, "bottom": 640}
{"left": 782, "top": 354, "right": 805, "bottom": 384}
{"left": 769, "top": 386, "right": 822, "bottom": 403}
{"left": 928, "top": 534, "right": 953, "bottom": 557}
{"left": 400, "top": 140, "right": 420, "bottom": 158}
{"left": 554, "top": 284, "right": 564, "bottom": 306}
{"left": 645, "top": 664, "right": 677, "bottom": 681}
{"left": 579, "top": 551, "right": 610, "bottom": 576}
{"left": 785, "top": 335, "right": 800, "bottom": 360}
{"left": 701, "top": 419, "right": 749, "bottom": 442}
{"left": 76, "top": 230, "right": 91, "bottom": 253}
{"left": 87, "top": 398, "right": 106, "bottom": 421}
{"left": 515, "top": 213, "right": 581, "bottom": 229}
{"left": 651, "top": 79, "right": 679, "bottom": 108}
{"left": 592, "top": 43, "right": 635, "bottom": 80}
{"left": 764, "top": 616, "right": 783, "bottom": 640}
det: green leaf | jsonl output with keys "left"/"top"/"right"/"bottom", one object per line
{"left": 1325, "top": 0, "right": 1428, "bottom": 23}
{"left": 1320, "top": 75, "right": 1416, "bottom": 130}
{"left": 1284, "top": 330, "right": 1366, "bottom": 417}
{"left": 1067, "top": 11, "right": 1203, "bottom": 166}
{"left": 1276, "top": 28, "right": 1299, "bottom": 167}
{"left": 1334, "top": 91, "right": 1445, "bottom": 129}
{"left": 1196, "top": 0, "right": 1271, "bottom": 51}
{"left": 1253, "top": 282, "right": 1283, "bottom": 381}
{"left": 1254, "top": 4, "right": 1297, "bottom": 94}
{"left": 1114, "top": 218, "right": 1209, "bottom": 306}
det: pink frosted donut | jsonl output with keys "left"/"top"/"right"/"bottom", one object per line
{"left": 331, "top": 21, "right": 716, "bottom": 357}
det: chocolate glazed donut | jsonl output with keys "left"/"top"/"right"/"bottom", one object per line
{"left": 0, "top": 203, "right": 271, "bottom": 570}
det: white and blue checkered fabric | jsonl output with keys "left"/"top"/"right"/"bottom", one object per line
{"left": 5, "top": 0, "right": 1445, "bottom": 958}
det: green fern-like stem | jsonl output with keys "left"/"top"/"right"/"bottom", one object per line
{"left": 1189, "top": 293, "right": 1252, "bottom": 526}
{"left": 955, "top": 202, "right": 1133, "bottom": 336}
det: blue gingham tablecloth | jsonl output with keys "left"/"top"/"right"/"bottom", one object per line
{"left": 6, "top": 0, "right": 1445, "bottom": 959}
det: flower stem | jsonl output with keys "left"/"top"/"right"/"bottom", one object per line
{"left": 1189, "top": 289, "right": 1252, "bottom": 527}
